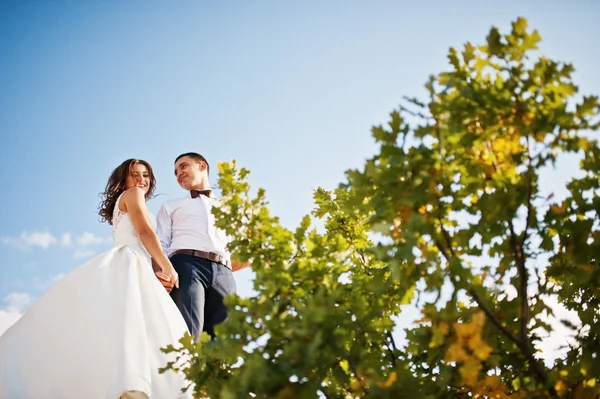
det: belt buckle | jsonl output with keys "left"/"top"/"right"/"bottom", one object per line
{"left": 213, "top": 252, "right": 226, "bottom": 266}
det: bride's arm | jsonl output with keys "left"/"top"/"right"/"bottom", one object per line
{"left": 121, "top": 187, "right": 178, "bottom": 285}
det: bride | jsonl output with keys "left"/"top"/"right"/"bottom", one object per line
{"left": 0, "top": 159, "right": 192, "bottom": 399}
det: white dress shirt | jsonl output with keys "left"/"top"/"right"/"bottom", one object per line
{"left": 156, "top": 192, "right": 231, "bottom": 265}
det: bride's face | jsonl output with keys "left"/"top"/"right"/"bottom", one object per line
{"left": 125, "top": 163, "right": 150, "bottom": 194}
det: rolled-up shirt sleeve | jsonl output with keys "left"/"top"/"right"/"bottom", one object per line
{"left": 156, "top": 203, "right": 172, "bottom": 255}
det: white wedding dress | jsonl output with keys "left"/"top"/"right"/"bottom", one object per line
{"left": 0, "top": 195, "right": 193, "bottom": 399}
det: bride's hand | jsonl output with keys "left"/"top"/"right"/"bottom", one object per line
{"left": 153, "top": 259, "right": 178, "bottom": 292}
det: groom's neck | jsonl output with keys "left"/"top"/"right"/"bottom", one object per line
{"left": 188, "top": 181, "right": 210, "bottom": 191}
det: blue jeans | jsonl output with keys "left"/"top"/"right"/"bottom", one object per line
{"left": 169, "top": 254, "right": 237, "bottom": 341}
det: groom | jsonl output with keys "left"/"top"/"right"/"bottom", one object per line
{"left": 155, "top": 152, "right": 242, "bottom": 341}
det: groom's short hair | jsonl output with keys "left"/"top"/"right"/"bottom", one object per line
{"left": 175, "top": 152, "right": 210, "bottom": 176}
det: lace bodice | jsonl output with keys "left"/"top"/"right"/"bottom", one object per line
{"left": 112, "top": 193, "right": 156, "bottom": 251}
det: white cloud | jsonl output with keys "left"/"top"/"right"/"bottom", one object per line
{"left": 1, "top": 292, "right": 33, "bottom": 313}
{"left": 75, "top": 231, "right": 110, "bottom": 247}
{"left": 71, "top": 232, "right": 110, "bottom": 258}
{"left": 59, "top": 233, "right": 72, "bottom": 247}
{"left": 1, "top": 230, "right": 111, "bottom": 259}
{"left": 73, "top": 249, "right": 97, "bottom": 259}
{"left": 1, "top": 231, "right": 58, "bottom": 250}
{"left": 0, "top": 310, "right": 22, "bottom": 337}
{"left": 22, "top": 231, "right": 57, "bottom": 249}
{"left": 0, "top": 292, "right": 33, "bottom": 337}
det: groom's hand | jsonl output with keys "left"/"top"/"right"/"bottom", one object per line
{"left": 155, "top": 271, "right": 175, "bottom": 293}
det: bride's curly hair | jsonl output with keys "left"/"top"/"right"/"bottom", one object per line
{"left": 98, "top": 158, "right": 157, "bottom": 224}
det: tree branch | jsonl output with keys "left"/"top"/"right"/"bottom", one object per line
{"left": 521, "top": 135, "right": 534, "bottom": 251}
{"left": 433, "top": 234, "right": 522, "bottom": 347}
{"left": 468, "top": 288, "right": 521, "bottom": 347}
{"left": 386, "top": 331, "right": 399, "bottom": 368}
{"left": 436, "top": 232, "right": 558, "bottom": 397}
{"left": 508, "top": 221, "right": 529, "bottom": 341}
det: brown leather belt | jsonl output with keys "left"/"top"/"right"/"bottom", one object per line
{"left": 171, "top": 249, "right": 231, "bottom": 269}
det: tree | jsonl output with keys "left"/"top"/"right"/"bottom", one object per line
{"left": 165, "top": 18, "right": 600, "bottom": 398}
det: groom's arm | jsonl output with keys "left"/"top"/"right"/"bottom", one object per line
{"left": 156, "top": 203, "right": 172, "bottom": 254}
{"left": 154, "top": 203, "right": 176, "bottom": 292}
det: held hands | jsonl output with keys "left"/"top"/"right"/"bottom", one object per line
{"left": 152, "top": 259, "right": 179, "bottom": 293}
{"left": 155, "top": 270, "right": 178, "bottom": 293}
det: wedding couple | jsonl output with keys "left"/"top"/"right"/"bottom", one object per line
{"left": 0, "top": 153, "right": 242, "bottom": 399}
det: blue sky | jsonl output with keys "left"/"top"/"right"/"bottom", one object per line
{"left": 1, "top": 0, "right": 599, "bottom": 358}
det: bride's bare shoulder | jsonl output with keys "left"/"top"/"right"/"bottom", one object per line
{"left": 120, "top": 187, "right": 145, "bottom": 211}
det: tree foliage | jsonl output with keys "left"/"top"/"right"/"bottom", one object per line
{"left": 166, "top": 18, "right": 600, "bottom": 398}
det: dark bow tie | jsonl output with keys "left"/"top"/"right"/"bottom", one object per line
{"left": 190, "top": 189, "right": 212, "bottom": 199}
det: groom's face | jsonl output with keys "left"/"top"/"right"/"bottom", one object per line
{"left": 175, "top": 156, "right": 205, "bottom": 190}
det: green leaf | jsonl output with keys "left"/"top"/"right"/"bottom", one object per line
{"left": 512, "top": 17, "right": 528, "bottom": 35}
